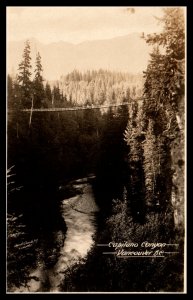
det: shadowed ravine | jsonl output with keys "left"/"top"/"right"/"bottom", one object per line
{"left": 15, "top": 178, "right": 99, "bottom": 292}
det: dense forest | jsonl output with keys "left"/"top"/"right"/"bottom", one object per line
{"left": 57, "top": 69, "right": 143, "bottom": 106}
{"left": 8, "top": 68, "right": 143, "bottom": 110}
{"left": 7, "top": 8, "right": 185, "bottom": 292}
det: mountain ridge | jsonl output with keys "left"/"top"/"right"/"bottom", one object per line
{"left": 7, "top": 33, "right": 151, "bottom": 81}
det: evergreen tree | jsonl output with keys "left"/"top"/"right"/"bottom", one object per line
{"left": 143, "top": 47, "right": 165, "bottom": 119}
{"left": 33, "top": 52, "right": 45, "bottom": 108}
{"left": 52, "top": 85, "right": 61, "bottom": 108}
{"left": 143, "top": 119, "right": 159, "bottom": 208}
{"left": 17, "top": 40, "right": 32, "bottom": 108}
{"left": 124, "top": 101, "right": 146, "bottom": 222}
{"left": 143, "top": 8, "right": 185, "bottom": 119}
{"left": 44, "top": 82, "right": 52, "bottom": 107}
{"left": 7, "top": 75, "right": 14, "bottom": 110}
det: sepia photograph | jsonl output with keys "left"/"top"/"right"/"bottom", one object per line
{"left": 6, "top": 6, "right": 186, "bottom": 293}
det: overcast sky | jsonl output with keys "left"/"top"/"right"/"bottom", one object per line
{"left": 7, "top": 7, "right": 165, "bottom": 44}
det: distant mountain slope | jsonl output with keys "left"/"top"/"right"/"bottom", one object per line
{"left": 7, "top": 33, "right": 151, "bottom": 80}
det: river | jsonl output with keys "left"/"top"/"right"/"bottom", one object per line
{"left": 13, "top": 177, "right": 99, "bottom": 293}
